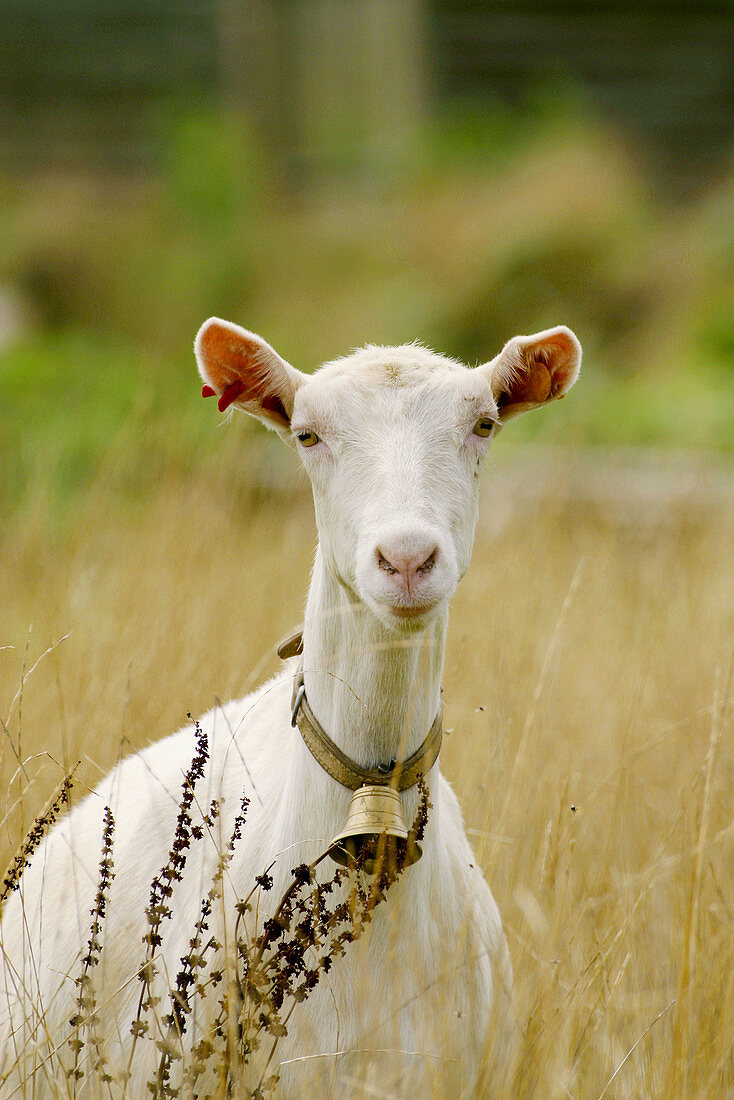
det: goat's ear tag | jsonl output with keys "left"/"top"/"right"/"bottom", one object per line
{"left": 201, "top": 380, "right": 247, "bottom": 411}
{"left": 217, "top": 379, "right": 246, "bottom": 412}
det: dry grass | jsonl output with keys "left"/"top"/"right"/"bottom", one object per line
{"left": 1, "top": 447, "right": 732, "bottom": 1098}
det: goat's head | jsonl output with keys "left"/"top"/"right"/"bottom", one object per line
{"left": 195, "top": 320, "right": 581, "bottom": 629}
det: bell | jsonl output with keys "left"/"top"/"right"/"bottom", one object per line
{"left": 328, "top": 785, "right": 422, "bottom": 874}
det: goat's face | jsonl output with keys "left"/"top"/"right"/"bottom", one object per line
{"left": 195, "top": 322, "right": 581, "bottom": 629}
{"left": 290, "top": 353, "right": 496, "bottom": 628}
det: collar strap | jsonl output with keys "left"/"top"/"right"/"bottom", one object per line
{"left": 276, "top": 627, "right": 304, "bottom": 661}
{"left": 290, "top": 672, "right": 442, "bottom": 791}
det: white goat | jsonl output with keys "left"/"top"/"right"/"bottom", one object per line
{"left": 0, "top": 319, "right": 580, "bottom": 1097}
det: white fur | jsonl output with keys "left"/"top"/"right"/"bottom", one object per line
{"left": 0, "top": 323, "right": 580, "bottom": 1097}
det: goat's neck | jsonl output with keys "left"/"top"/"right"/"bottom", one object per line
{"left": 300, "top": 546, "right": 446, "bottom": 769}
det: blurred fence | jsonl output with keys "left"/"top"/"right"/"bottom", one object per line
{"left": 1, "top": 0, "right": 733, "bottom": 193}
{"left": 435, "top": 0, "right": 734, "bottom": 192}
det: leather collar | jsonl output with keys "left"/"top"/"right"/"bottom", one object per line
{"left": 278, "top": 629, "right": 443, "bottom": 791}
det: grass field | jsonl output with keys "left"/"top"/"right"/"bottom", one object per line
{"left": 2, "top": 77, "right": 734, "bottom": 1099}
{"left": 1, "top": 438, "right": 732, "bottom": 1096}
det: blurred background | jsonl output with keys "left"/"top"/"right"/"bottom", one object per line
{"left": 1, "top": 0, "right": 733, "bottom": 526}
{"left": 1, "top": 6, "right": 733, "bottom": 1093}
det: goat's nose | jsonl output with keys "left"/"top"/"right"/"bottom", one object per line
{"left": 376, "top": 544, "right": 438, "bottom": 591}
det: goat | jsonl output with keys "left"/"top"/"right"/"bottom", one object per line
{"left": 0, "top": 319, "right": 580, "bottom": 1097}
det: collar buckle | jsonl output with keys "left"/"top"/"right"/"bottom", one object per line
{"left": 291, "top": 678, "right": 306, "bottom": 727}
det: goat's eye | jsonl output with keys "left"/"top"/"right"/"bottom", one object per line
{"left": 297, "top": 429, "right": 320, "bottom": 448}
{"left": 473, "top": 418, "right": 496, "bottom": 437}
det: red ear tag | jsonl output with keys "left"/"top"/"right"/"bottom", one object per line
{"left": 217, "top": 378, "right": 246, "bottom": 412}
{"left": 201, "top": 385, "right": 216, "bottom": 398}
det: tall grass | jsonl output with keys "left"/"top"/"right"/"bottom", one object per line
{"left": 1, "top": 448, "right": 732, "bottom": 1096}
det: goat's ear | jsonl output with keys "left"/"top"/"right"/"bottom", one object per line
{"left": 479, "top": 326, "right": 581, "bottom": 422}
{"left": 195, "top": 317, "right": 305, "bottom": 435}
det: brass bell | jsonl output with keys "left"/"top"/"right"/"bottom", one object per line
{"left": 328, "top": 784, "right": 422, "bottom": 874}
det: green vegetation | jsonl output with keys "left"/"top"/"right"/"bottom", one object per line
{"left": 1, "top": 104, "right": 733, "bottom": 526}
